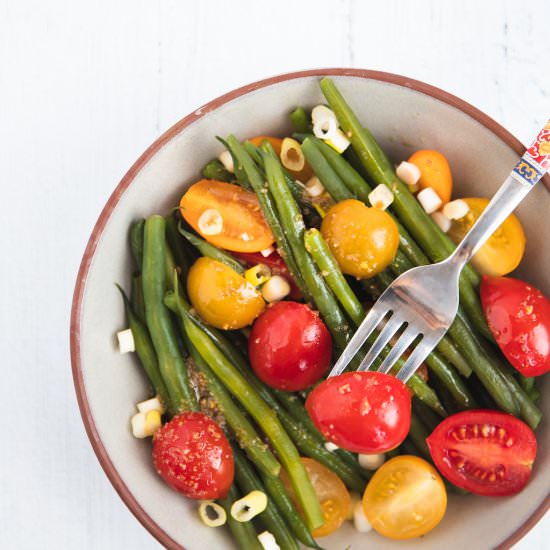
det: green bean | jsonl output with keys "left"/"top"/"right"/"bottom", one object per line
{"left": 218, "top": 485, "right": 263, "bottom": 550}
{"left": 216, "top": 137, "right": 251, "bottom": 190}
{"left": 290, "top": 106, "right": 310, "bottom": 133}
{"left": 183, "top": 334, "right": 280, "bottom": 477}
{"left": 165, "top": 214, "right": 192, "bottom": 281}
{"left": 423, "top": 350, "right": 477, "bottom": 410}
{"left": 202, "top": 158, "right": 234, "bottom": 182}
{"left": 260, "top": 472, "right": 322, "bottom": 550}
{"left": 518, "top": 373, "right": 535, "bottom": 393}
{"left": 302, "top": 138, "right": 353, "bottom": 201}
{"left": 178, "top": 226, "right": 246, "bottom": 274}
{"left": 468, "top": 322, "right": 542, "bottom": 429}
{"left": 319, "top": 77, "right": 491, "bottom": 340}
{"left": 131, "top": 273, "right": 146, "bottom": 323}
{"left": 529, "top": 386, "right": 540, "bottom": 403}
{"left": 164, "top": 242, "right": 178, "bottom": 292}
{"left": 261, "top": 143, "right": 353, "bottom": 353}
{"left": 226, "top": 136, "right": 313, "bottom": 302}
{"left": 448, "top": 310, "right": 519, "bottom": 416}
{"left": 129, "top": 219, "right": 145, "bottom": 270}
{"left": 304, "top": 228, "right": 364, "bottom": 326}
{"left": 232, "top": 446, "right": 299, "bottom": 550}
{"left": 412, "top": 398, "right": 441, "bottom": 432}
{"left": 142, "top": 216, "right": 198, "bottom": 412}
{"left": 116, "top": 284, "right": 172, "bottom": 413}
{"left": 184, "top": 319, "right": 324, "bottom": 530}
{"left": 407, "top": 414, "right": 432, "bottom": 461}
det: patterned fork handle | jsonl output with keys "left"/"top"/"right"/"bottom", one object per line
{"left": 512, "top": 120, "right": 550, "bottom": 186}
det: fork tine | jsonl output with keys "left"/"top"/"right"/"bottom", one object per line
{"left": 376, "top": 326, "right": 418, "bottom": 375}
{"left": 356, "top": 314, "right": 404, "bottom": 373}
{"left": 395, "top": 336, "right": 435, "bottom": 383}
{"left": 328, "top": 303, "right": 388, "bottom": 377}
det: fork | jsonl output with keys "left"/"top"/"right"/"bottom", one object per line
{"left": 329, "top": 121, "right": 550, "bottom": 383}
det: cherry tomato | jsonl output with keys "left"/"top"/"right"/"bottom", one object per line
{"left": 152, "top": 412, "right": 234, "bottom": 500}
{"left": 321, "top": 199, "right": 399, "bottom": 279}
{"left": 249, "top": 302, "right": 332, "bottom": 391}
{"left": 448, "top": 197, "right": 525, "bottom": 277}
{"left": 306, "top": 371, "right": 411, "bottom": 453}
{"left": 187, "top": 257, "right": 265, "bottom": 330}
{"left": 179, "top": 179, "right": 274, "bottom": 253}
{"left": 233, "top": 250, "right": 302, "bottom": 299}
{"left": 408, "top": 149, "right": 453, "bottom": 203}
{"left": 427, "top": 410, "right": 536, "bottom": 496}
{"left": 363, "top": 455, "right": 447, "bottom": 539}
{"left": 280, "top": 457, "right": 351, "bottom": 537}
{"left": 481, "top": 276, "right": 550, "bottom": 376}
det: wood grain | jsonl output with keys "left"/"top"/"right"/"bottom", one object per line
{"left": 0, "top": 1, "right": 547, "bottom": 548}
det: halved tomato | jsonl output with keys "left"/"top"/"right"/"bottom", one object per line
{"left": 426, "top": 410, "right": 537, "bottom": 496}
{"left": 179, "top": 179, "right": 274, "bottom": 253}
{"left": 363, "top": 455, "right": 447, "bottom": 539}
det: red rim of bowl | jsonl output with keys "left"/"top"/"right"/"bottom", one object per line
{"left": 70, "top": 68, "right": 550, "bottom": 550}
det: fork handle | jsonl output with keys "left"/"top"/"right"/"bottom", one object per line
{"left": 450, "top": 121, "right": 550, "bottom": 266}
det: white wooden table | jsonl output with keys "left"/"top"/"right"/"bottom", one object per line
{"left": 0, "top": 1, "right": 548, "bottom": 548}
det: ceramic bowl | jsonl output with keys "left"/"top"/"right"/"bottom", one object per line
{"left": 71, "top": 69, "right": 549, "bottom": 549}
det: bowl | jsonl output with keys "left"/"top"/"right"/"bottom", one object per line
{"left": 71, "top": 69, "right": 549, "bottom": 550}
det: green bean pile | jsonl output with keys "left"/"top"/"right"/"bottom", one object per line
{"left": 119, "top": 77, "right": 542, "bottom": 549}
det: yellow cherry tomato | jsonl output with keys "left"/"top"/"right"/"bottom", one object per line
{"left": 280, "top": 457, "right": 351, "bottom": 537}
{"left": 448, "top": 197, "right": 526, "bottom": 277}
{"left": 187, "top": 257, "right": 265, "bottom": 330}
{"left": 363, "top": 455, "right": 447, "bottom": 540}
{"left": 320, "top": 199, "right": 399, "bottom": 279}
{"left": 408, "top": 150, "right": 453, "bottom": 203}
{"left": 179, "top": 179, "right": 274, "bottom": 253}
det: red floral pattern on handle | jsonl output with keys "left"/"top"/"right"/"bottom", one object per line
{"left": 526, "top": 121, "right": 550, "bottom": 171}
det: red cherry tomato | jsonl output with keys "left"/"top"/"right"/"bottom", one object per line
{"left": 152, "top": 412, "right": 234, "bottom": 499}
{"left": 233, "top": 250, "right": 302, "bottom": 299}
{"left": 306, "top": 371, "right": 411, "bottom": 453}
{"left": 481, "top": 275, "right": 550, "bottom": 376}
{"left": 427, "top": 410, "right": 536, "bottom": 496}
{"left": 248, "top": 301, "right": 332, "bottom": 391}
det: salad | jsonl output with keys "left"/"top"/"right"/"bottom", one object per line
{"left": 116, "top": 77, "right": 548, "bottom": 549}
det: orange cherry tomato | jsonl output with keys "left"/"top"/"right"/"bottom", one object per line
{"left": 280, "top": 457, "right": 351, "bottom": 537}
{"left": 408, "top": 150, "right": 453, "bottom": 203}
{"left": 179, "top": 179, "right": 274, "bottom": 253}
{"left": 321, "top": 199, "right": 399, "bottom": 279}
{"left": 187, "top": 257, "right": 265, "bottom": 329}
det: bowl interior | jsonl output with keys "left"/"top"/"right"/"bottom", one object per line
{"left": 74, "top": 73, "right": 549, "bottom": 550}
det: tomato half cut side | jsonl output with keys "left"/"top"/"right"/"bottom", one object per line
{"left": 426, "top": 410, "right": 536, "bottom": 496}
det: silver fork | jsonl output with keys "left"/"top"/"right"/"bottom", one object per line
{"left": 329, "top": 121, "right": 550, "bottom": 383}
